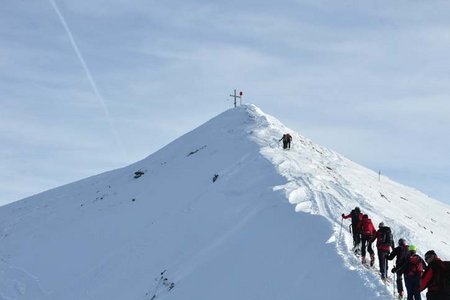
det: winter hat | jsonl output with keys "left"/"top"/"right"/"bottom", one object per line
{"left": 363, "top": 214, "right": 368, "bottom": 219}
{"left": 379, "top": 222, "right": 385, "bottom": 228}
{"left": 398, "top": 238, "right": 406, "bottom": 246}
{"left": 408, "top": 245, "right": 417, "bottom": 252}
{"left": 355, "top": 206, "right": 360, "bottom": 212}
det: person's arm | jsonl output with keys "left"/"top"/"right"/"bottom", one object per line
{"left": 420, "top": 257, "right": 427, "bottom": 274}
{"left": 420, "top": 267, "right": 433, "bottom": 291}
{"left": 395, "top": 257, "right": 408, "bottom": 273}
{"left": 387, "top": 248, "right": 398, "bottom": 260}
{"left": 341, "top": 213, "right": 351, "bottom": 219}
{"left": 370, "top": 231, "right": 378, "bottom": 243}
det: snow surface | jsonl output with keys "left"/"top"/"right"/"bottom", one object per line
{"left": 0, "top": 104, "right": 449, "bottom": 300}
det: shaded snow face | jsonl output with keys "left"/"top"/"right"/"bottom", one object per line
{"left": 0, "top": 104, "right": 448, "bottom": 299}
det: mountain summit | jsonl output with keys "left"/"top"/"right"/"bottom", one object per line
{"left": 1, "top": 104, "right": 449, "bottom": 300}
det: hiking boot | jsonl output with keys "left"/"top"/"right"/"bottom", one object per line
{"left": 370, "top": 254, "right": 375, "bottom": 267}
{"left": 398, "top": 291, "right": 404, "bottom": 299}
{"left": 361, "top": 256, "right": 366, "bottom": 264}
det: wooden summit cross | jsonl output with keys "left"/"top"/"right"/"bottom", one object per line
{"left": 229, "top": 89, "right": 243, "bottom": 107}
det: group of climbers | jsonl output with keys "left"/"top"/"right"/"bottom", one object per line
{"left": 342, "top": 207, "right": 450, "bottom": 300}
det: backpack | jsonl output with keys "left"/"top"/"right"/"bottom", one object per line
{"left": 397, "top": 245, "right": 409, "bottom": 264}
{"left": 362, "top": 219, "right": 374, "bottom": 236}
{"left": 351, "top": 209, "right": 361, "bottom": 226}
{"left": 406, "top": 254, "right": 424, "bottom": 277}
{"left": 437, "top": 260, "right": 450, "bottom": 289}
{"left": 378, "top": 226, "right": 393, "bottom": 246}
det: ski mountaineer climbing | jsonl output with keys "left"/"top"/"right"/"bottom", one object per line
{"left": 401, "top": 245, "right": 426, "bottom": 300}
{"left": 279, "top": 133, "right": 292, "bottom": 149}
{"left": 389, "top": 238, "right": 409, "bottom": 299}
{"left": 372, "top": 222, "right": 394, "bottom": 281}
{"left": 420, "top": 250, "right": 450, "bottom": 300}
{"left": 342, "top": 206, "right": 363, "bottom": 254}
{"left": 358, "top": 214, "right": 376, "bottom": 266}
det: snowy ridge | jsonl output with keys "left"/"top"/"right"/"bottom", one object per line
{"left": 0, "top": 104, "right": 449, "bottom": 300}
{"left": 245, "top": 104, "right": 450, "bottom": 296}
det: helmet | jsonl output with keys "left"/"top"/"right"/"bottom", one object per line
{"left": 398, "top": 238, "right": 406, "bottom": 246}
{"left": 379, "top": 222, "right": 385, "bottom": 228}
{"left": 408, "top": 245, "right": 417, "bottom": 252}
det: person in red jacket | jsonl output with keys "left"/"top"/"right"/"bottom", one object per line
{"left": 402, "top": 245, "right": 426, "bottom": 300}
{"left": 372, "top": 222, "right": 394, "bottom": 280}
{"left": 420, "top": 250, "right": 450, "bottom": 300}
{"left": 359, "top": 214, "right": 376, "bottom": 266}
{"left": 342, "top": 206, "right": 363, "bottom": 253}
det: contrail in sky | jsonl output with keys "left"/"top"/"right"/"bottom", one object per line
{"left": 49, "top": 0, "right": 127, "bottom": 161}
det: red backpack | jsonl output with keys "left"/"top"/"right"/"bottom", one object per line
{"left": 362, "top": 218, "right": 374, "bottom": 236}
{"left": 406, "top": 254, "right": 424, "bottom": 277}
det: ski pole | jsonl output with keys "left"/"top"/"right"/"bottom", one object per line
{"left": 392, "top": 265, "right": 397, "bottom": 297}
{"left": 338, "top": 216, "right": 343, "bottom": 243}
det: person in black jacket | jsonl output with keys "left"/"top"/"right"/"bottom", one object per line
{"left": 342, "top": 207, "right": 363, "bottom": 252}
{"left": 389, "top": 238, "right": 409, "bottom": 298}
{"left": 279, "top": 133, "right": 292, "bottom": 149}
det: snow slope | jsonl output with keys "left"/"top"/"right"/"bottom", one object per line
{"left": 0, "top": 105, "right": 449, "bottom": 300}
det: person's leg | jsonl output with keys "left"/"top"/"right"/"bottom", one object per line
{"left": 361, "top": 236, "right": 367, "bottom": 257}
{"left": 352, "top": 225, "right": 360, "bottom": 248}
{"left": 412, "top": 277, "right": 421, "bottom": 300}
{"left": 367, "top": 241, "right": 375, "bottom": 266}
{"left": 404, "top": 277, "right": 413, "bottom": 300}
{"left": 396, "top": 272, "right": 404, "bottom": 296}
{"left": 378, "top": 250, "right": 387, "bottom": 279}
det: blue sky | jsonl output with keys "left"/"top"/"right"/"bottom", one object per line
{"left": 1, "top": 0, "right": 450, "bottom": 206}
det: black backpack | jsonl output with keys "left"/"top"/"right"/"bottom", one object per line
{"left": 351, "top": 209, "right": 360, "bottom": 226}
{"left": 379, "top": 226, "right": 393, "bottom": 246}
{"left": 397, "top": 245, "right": 409, "bottom": 264}
{"left": 438, "top": 261, "right": 450, "bottom": 289}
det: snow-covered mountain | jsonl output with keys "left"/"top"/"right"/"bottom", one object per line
{"left": 1, "top": 104, "right": 449, "bottom": 300}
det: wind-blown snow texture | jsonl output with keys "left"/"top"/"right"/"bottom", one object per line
{"left": 1, "top": 105, "right": 449, "bottom": 300}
